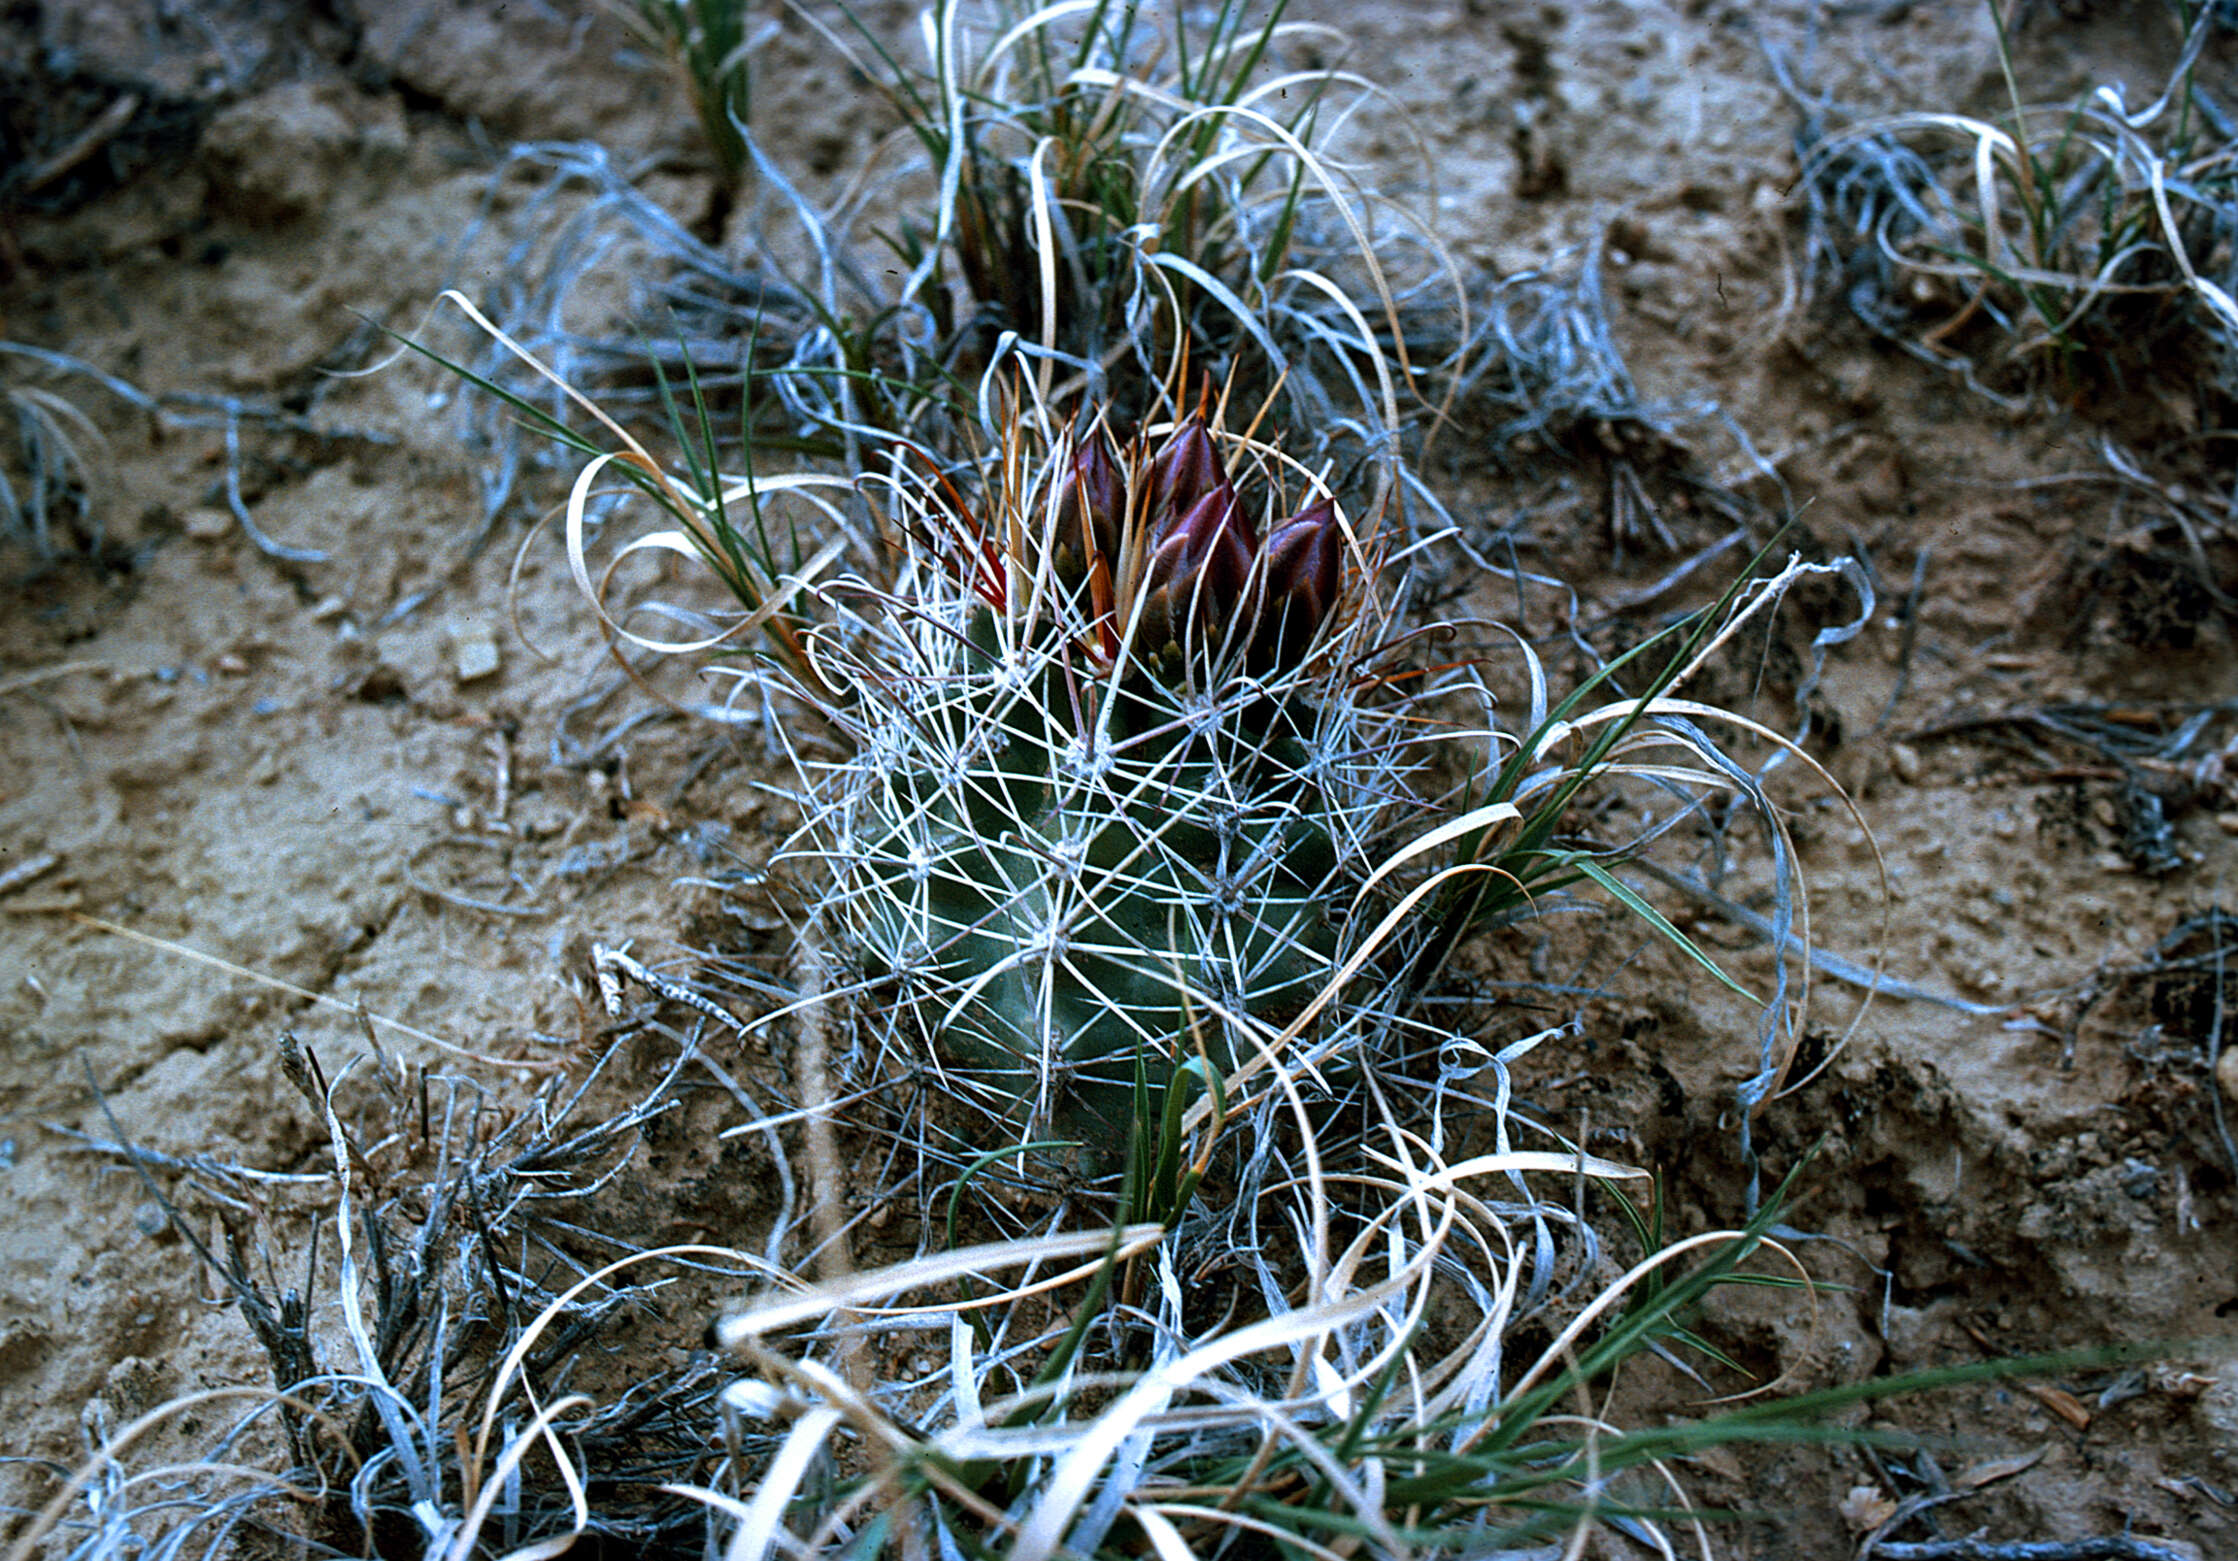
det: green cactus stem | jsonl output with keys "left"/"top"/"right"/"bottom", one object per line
{"left": 798, "top": 409, "right": 1402, "bottom": 1159}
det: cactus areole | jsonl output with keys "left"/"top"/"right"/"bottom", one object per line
{"left": 802, "top": 410, "right": 1386, "bottom": 1158}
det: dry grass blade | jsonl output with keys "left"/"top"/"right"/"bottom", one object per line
{"left": 1788, "top": 4, "right": 2238, "bottom": 414}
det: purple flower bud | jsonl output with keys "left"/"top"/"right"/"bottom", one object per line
{"left": 1142, "top": 418, "right": 1252, "bottom": 551}
{"left": 1052, "top": 434, "right": 1127, "bottom": 585}
{"left": 1246, "top": 496, "right": 1344, "bottom": 672}
{"left": 1136, "top": 487, "right": 1254, "bottom": 670}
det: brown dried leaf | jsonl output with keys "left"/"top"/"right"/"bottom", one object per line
{"left": 1956, "top": 1443, "right": 2048, "bottom": 1489}
{"left": 2024, "top": 1383, "right": 2092, "bottom": 1431}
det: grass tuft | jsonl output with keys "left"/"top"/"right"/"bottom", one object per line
{"left": 1782, "top": 2, "right": 2238, "bottom": 417}
{"left": 24, "top": 1025, "right": 765, "bottom": 1560}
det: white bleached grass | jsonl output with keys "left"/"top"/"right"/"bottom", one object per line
{"left": 1784, "top": 2, "right": 2238, "bottom": 409}
{"left": 431, "top": 0, "right": 1469, "bottom": 542}
{"left": 95, "top": 5, "right": 1922, "bottom": 1554}
{"left": 622, "top": 371, "right": 1863, "bottom": 1552}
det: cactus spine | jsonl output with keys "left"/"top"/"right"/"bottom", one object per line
{"left": 797, "top": 404, "right": 1409, "bottom": 1156}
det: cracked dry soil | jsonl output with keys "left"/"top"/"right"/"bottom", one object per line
{"left": 3, "top": 1, "right": 2238, "bottom": 1556}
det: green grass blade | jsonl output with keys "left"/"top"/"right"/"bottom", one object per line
{"left": 1564, "top": 855, "right": 1761, "bottom": 1006}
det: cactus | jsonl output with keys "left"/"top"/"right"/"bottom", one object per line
{"left": 795, "top": 405, "right": 1409, "bottom": 1158}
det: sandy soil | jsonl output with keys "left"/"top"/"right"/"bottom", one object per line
{"left": 3, "top": 1, "right": 2236, "bottom": 1556}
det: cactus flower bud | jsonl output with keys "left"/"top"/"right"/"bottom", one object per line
{"left": 1136, "top": 486, "right": 1253, "bottom": 670}
{"left": 1246, "top": 497, "right": 1344, "bottom": 672}
{"left": 1052, "top": 434, "right": 1127, "bottom": 587}
{"left": 1142, "top": 418, "right": 1248, "bottom": 550}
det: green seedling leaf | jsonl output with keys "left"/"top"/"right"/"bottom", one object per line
{"left": 1565, "top": 855, "right": 1763, "bottom": 1007}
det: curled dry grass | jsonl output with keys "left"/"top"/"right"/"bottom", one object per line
{"left": 1786, "top": 3, "right": 2238, "bottom": 412}
{"left": 433, "top": 0, "right": 1469, "bottom": 535}
{"left": 417, "top": 307, "right": 1893, "bottom": 1556}
{"left": 0, "top": 341, "right": 374, "bottom": 566}
{"left": 3, "top": 7, "right": 1978, "bottom": 1558}
{"left": 12, "top": 1023, "right": 755, "bottom": 1560}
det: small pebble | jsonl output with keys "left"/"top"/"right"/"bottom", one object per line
{"left": 2219, "top": 1046, "right": 2238, "bottom": 1106}
{"left": 2216, "top": 811, "right": 2238, "bottom": 836}
{"left": 451, "top": 622, "right": 501, "bottom": 684}
{"left": 213, "top": 652, "right": 251, "bottom": 676}
{"left": 132, "top": 1201, "right": 169, "bottom": 1238}
{"left": 182, "top": 507, "right": 232, "bottom": 541}
{"left": 1889, "top": 742, "right": 1921, "bottom": 784}
{"left": 1958, "top": 965, "right": 2009, "bottom": 1000}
